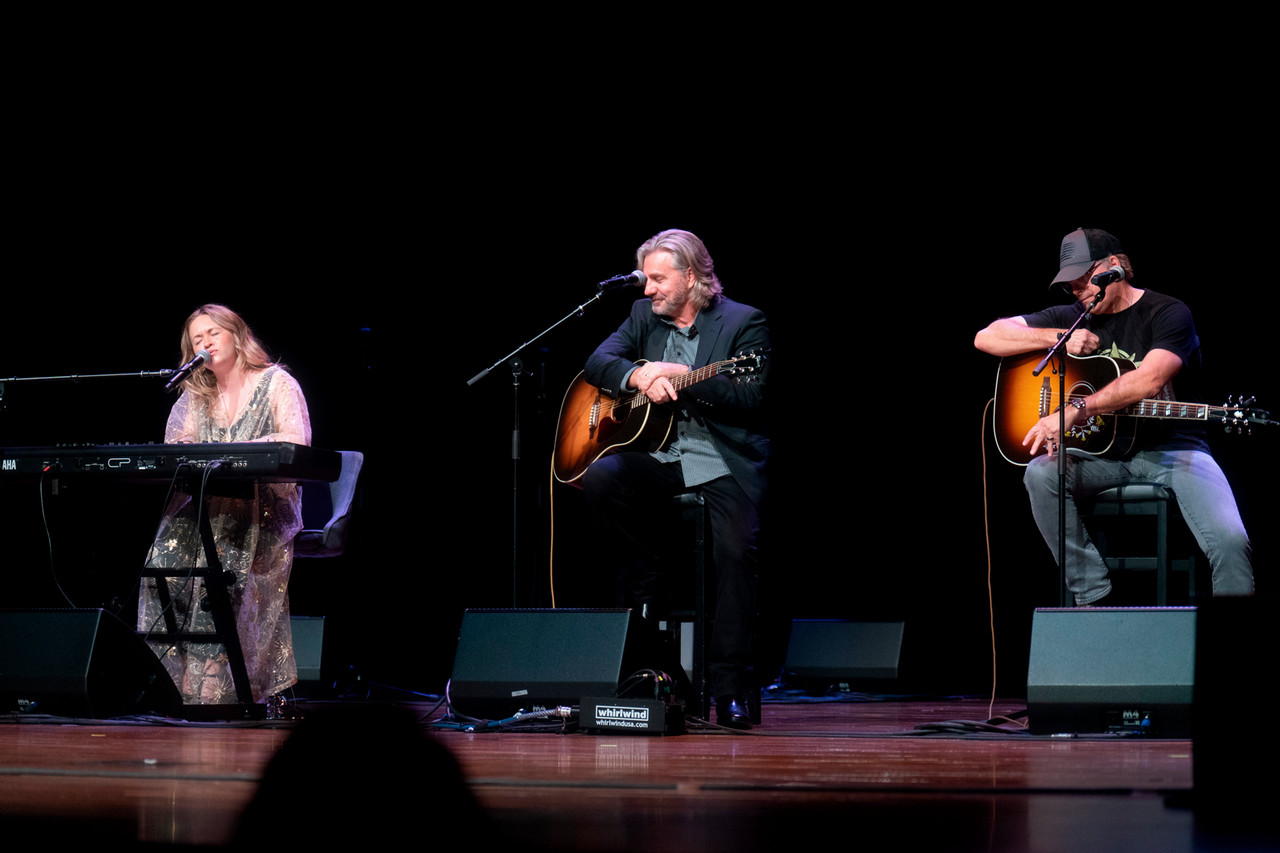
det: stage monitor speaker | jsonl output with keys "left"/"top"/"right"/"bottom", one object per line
{"left": 1027, "top": 607, "right": 1196, "bottom": 736}
{"left": 783, "top": 620, "right": 905, "bottom": 683}
{"left": 290, "top": 615, "right": 325, "bottom": 683}
{"left": 449, "top": 609, "right": 640, "bottom": 720}
{"left": 0, "top": 608, "right": 183, "bottom": 718}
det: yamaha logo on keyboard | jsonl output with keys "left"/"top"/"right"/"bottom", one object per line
{"left": 2, "top": 459, "right": 14, "bottom": 471}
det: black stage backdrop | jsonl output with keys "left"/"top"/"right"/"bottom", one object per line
{"left": 2, "top": 102, "right": 1274, "bottom": 699}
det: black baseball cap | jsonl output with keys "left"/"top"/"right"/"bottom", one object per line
{"left": 1051, "top": 228, "right": 1124, "bottom": 290}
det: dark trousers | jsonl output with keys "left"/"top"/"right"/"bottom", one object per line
{"left": 582, "top": 452, "right": 759, "bottom": 699}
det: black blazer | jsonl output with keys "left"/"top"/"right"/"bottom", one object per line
{"left": 584, "top": 296, "right": 770, "bottom": 508}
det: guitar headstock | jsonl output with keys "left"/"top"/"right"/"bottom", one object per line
{"left": 721, "top": 349, "right": 769, "bottom": 382}
{"left": 1220, "top": 395, "right": 1272, "bottom": 435}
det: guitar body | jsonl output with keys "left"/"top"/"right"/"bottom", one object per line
{"left": 552, "top": 367, "right": 674, "bottom": 485}
{"left": 994, "top": 352, "right": 1139, "bottom": 466}
{"left": 552, "top": 350, "right": 767, "bottom": 485}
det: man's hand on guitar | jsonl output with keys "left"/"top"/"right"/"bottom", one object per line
{"left": 1023, "top": 407, "right": 1084, "bottom": 458}
{"left": 631, "top": 361, "right": 691, "bottom": 404}
{"left": 1065, "top": 329, "right": 1101, "bottom": 356}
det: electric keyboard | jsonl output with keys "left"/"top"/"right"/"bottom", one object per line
{"left": 0, "top": 442, "right": 341, "bottom": 483}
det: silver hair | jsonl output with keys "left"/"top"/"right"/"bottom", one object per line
{"left": 636, "top": 229, "right": 723, "bottom": 309}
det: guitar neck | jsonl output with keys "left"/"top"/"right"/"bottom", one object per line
{"left": 672, "top": 361, "right": 726, "bottom": 391}
{"left": 620, "top": 359, "right": 733, "bottom": 408}
{"left": 1107, "top": 397, "right": 1223, "bottom": 423}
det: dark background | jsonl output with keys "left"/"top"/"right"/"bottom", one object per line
{"left": 2, "top": 69, "right": 1274, "bottom": 700}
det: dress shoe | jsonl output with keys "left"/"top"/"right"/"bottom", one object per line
{"left": 716, "top": 696, "right": 752, "bottom": 730}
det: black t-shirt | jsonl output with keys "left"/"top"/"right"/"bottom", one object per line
{"left": 1022, "top": 290, "right": 1208, "bottom": 452}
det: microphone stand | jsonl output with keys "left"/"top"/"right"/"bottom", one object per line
{"left": 1, "top": 368, "right": 181, "bottom": 409}
{"left": 1030, "top": 286, "right": 1107, "bottom": 607}
{"left": 466, "top": 279, "right": 635, "bottom": 607}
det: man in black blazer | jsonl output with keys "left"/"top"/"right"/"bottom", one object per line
{"left": 583, "top": 229, "right": 769, "bottom": 729}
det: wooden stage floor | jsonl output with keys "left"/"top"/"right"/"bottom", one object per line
{"left": 0, "top": 696, "right": 1272, "bottom": 851}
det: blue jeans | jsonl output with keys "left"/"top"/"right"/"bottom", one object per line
{"left": 1024, "top": 449, "right": 1253, "bottom": 604}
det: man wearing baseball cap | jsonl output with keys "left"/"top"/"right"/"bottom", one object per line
{"left": 974, "top": 227, "right": 1253, "bottom": 605}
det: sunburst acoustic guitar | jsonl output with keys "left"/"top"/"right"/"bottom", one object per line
{"left": 552, "top": 351, "right": 767, "bottom": 485}
{"left": 993, "top": 352, "right": 1266, "bottom": 466}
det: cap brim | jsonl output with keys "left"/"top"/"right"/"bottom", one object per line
{"left": 1050, "top": 260, "right": 1093, "bottom": 290}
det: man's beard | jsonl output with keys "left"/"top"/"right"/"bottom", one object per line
{"left": 654, "top": 288, "right": 689, "bottom": 318}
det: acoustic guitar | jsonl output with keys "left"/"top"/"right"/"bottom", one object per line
{"left": 552, "top": 351, "right": 766, "bottom": 485}
{"left": 993, "top": 352, "right": 1265, "bottom": 466}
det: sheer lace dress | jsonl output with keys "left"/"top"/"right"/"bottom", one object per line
{"left": 137, "top": 365, "right": 311, "bottom": 704}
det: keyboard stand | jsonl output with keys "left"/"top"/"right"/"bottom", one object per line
{"left": 139, "top": 474, "right": 258, "bottom": 713}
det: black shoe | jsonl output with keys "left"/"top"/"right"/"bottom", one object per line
{"left": 716, "top": 696, "right": 752, "bottom": 730}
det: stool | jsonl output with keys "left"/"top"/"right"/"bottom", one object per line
{"left": 666, "top": 491, "right": 710, "bottom": 719}
{"left": 662, "top": 490, "right": 763, "bottom": 725}
{"left": 1083, "top": 484, "right": 1201, "bottom": 605}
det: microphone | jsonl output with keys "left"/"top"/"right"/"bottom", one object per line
{"left": 164, "top": 349, "right": 211, "bottom": 392}
{"left": 598, "top": 270, "right": 647, "bottom": 291}
{"left": 1090, "top": 266, "right": 1124, "bottom": 287}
